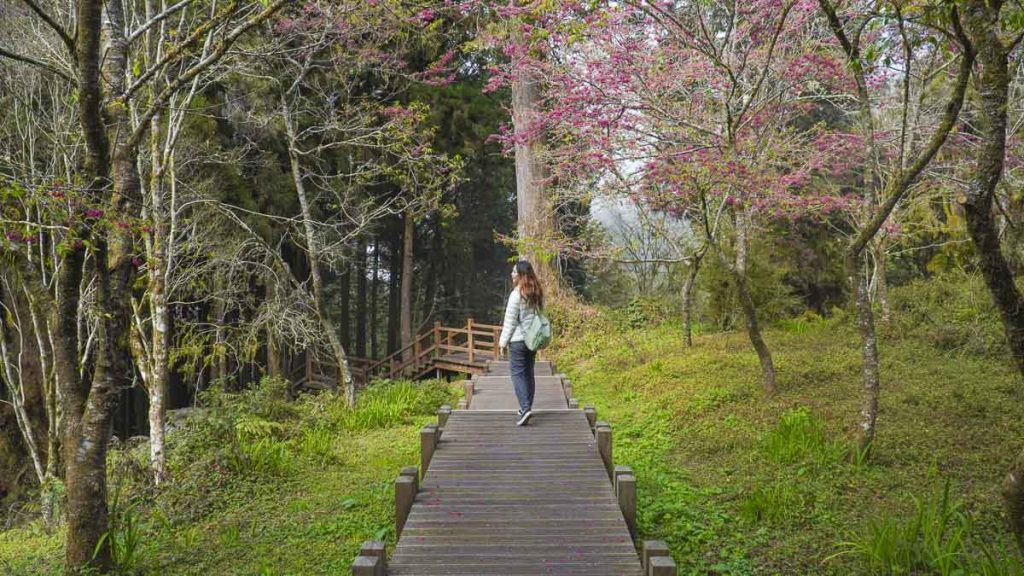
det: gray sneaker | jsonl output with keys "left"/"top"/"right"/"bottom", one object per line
{"left": 516, "top": 409, "right": 533, "bottom": 426}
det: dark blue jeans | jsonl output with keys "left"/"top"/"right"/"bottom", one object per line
{"left": 508, "top": 341, "right": 536, "bottom": 413}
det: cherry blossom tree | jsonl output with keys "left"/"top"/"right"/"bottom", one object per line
{"left": 479, "top": 0, "right": 855, "bottom": 394}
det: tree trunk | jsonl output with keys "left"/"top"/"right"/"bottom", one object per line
{"left": 64, "top": 0, "right": 141, "bottom": 568}
{"left": 283, "top": 99, "right": 354, "bottom": 405}
{"left": 387, "top": 228, "right": 401, "bottom": 355}
{"left": 266, "top": 278, "right": 283, "bottom": 380}
{"left": 871, "top": 239, "right": 891, "bottom": 325}
{"left": 511, "top": 44, "right": 555, "bottom": 284}
{"left": 851, "top": 255, "right": 880, "bottom": 456}
{"left": 400, "top": 211, "right": 415, "bottom": 361}
{"left": 960, "top": 3, "right": 1024, "bottom": 553}
{"left": 733, "top": 210, "right": 776, "bottom": 395}
{"left": 147, "top": 158, "right": 170, "bottom": 485}
{"left": 0, "top": 304, "right": 46, "bottom": 486}
{"left": 682, "top": 251, "right": 704, "bottom": 348}
{"left": 340, "top": 266, "right": 351, "bottom": 352}
{"left": 24, "top": 292, "right": 62, "bottom": 524}
{"left": 211, "top": 293, "right": 229, "bottom": 384}
{"left": 370, "top": 239, "right": 380, "bottom": 360}
{"left": 140, "top": 0, "right": 172, "bottom": 486}
{"left": 356, "top": 240, "right": 368, "bottom": 359}
{"left": 1004, "top": 448, "right": 1024, "bottom": 554}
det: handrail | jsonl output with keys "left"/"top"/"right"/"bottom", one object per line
{"left": 292, "top": 318, "right": 504, "bottom": 388}
{"left": 339, "top": 318, "right": 503, "bottom": 384}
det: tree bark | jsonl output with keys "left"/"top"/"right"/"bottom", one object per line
{"left": 24, "top": 291, "right": 62, "bottom": 524}
{"left": 682, "top": 250, "right": 704, "bottom": 348}
{"left": 959, "top": 1, "right": 1024, "bottom": 553}
{"left": 356, "top": 240, "right": 369, "bottom": 359}
{"left": 283, "top": 99, "right": 354, "bottom": 405}
{"left": 733, "top": 210, "right": 776, "bottom": 395}
{"left": 400, "top": 211, "right": 415, "bottom": 361}
{"left": 1005, "top": 448, "right": 1024, "bottom": 554}
{"left": 387, "top": 228, "right": 401, "bottom": 355}
{"left": 340, "top": 265, "right": 351, "bottom": 352}
{"left": 64, "top": 0, "right": 141, "bottom": 569}
{"left": 146, "top": 83, "right": 170, "bottom": 487}
{"left": 370, "top": 239, "right": 380, "bottom": 360}
{"left": 851, "top": 256, "right": 880, "bottom": 456}
{"left": 871, "top": 239, "right": 891, "bottom": 324}
{"left": 511, "top": 44, "right": 556, "bottom": 284}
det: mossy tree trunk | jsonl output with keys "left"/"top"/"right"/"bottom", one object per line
{"left": 682, "top": 251, "right": 704, "bottom": 348}
{"left": 959, "top": 0, "right": 1024, "bottom": 554}
{"left": 733, "top": 209, "right": 776, "bottom": 395}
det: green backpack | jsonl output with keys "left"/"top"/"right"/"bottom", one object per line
{"left": 523, "top": 307, "right": 552, "bottom": 351}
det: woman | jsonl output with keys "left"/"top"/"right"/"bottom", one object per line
{"left": 499, "top": 260, "right": 544, "bottom": 426}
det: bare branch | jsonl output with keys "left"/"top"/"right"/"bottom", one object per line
{"left": 0, "top": 47, "right": 75, "bottom": 83}
{"left": 126, "top": 0, "right": 195, "bottom": 44}
{"left": 126, "top": 0, "right": 291, "bottom": 151}
{"left": 18, "top": 0, "right": 76, "bottom": 57}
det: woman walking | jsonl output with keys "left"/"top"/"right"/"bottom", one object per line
{"left": 499, "top": 260, "right": 545, "bottom": 426}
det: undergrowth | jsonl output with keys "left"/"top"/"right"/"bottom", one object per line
{"left": 549, "top": 297, "right": 1024, "bottom": 575}
{"left": 0, "top": 377, "right": 457, "bottom": 575}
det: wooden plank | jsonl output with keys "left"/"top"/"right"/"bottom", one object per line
{"left": 388, "top": 403, "right": 642, "bottom": 575}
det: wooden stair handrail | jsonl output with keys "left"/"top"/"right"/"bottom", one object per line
{"left": 299, "top": 319, "right": 504, "bottom": 386}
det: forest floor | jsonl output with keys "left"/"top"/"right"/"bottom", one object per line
{"left": 0, "top": 379, "right": 458, "bottom": 575}
{"left": 549, "top": 299, "right": 1024, "bottom": 574}
{"left": 3, "top": 287, "right": 1024, "bottom": 574}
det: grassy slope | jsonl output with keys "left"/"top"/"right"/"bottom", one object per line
{"left": 2, "top": 307, "right": 1023, "bottom": 575}
{"left": 0, "top": 380, "right": 456, "bottom": 575}
{"left": 550, "top": 316, "right": 1024, "bottom": 574}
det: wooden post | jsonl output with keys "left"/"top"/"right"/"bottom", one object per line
{"left": 351, "top": 556, "right": 381, "bottom": 576}
{"left": 420, "top": 426, "right": 438, "bottom": 479}
{"left": 569, "top": 398, "right": 579, "bottom": 409}
{"left": 617, "top": 473, "right": 637, "bottom": 540}
{"left": 426, "top": 423, "right": 439, "bottom": 447}
{"left": 395, "top": 475, "right": 416, "bottom": 538}
{"left": 434, "top": 321, "right": 442, "bottom": 358}
{"left": 562, "top": 378, "right": 573, "bottom": 402}
{"left": 359, "top": 541, "right": 386, "bottom": 576}
{"left": 584, "top": 406, "right": 597, "bottom": 431}
{"left": 437, "top": 405, "right": 451, "bottom": 428}
{"left": 649, "top": 555, "right": 678, "bottom": 576}
{"left": 642, "top": 541, "right": 671, "bottom": 573}
{"left": 414, "top": 339, "right": 421, "bottom": 368}
{"left": 463, "top": 380, "right": 474, "bottom": 408}
{"left": 467, "top": 318, "right": 475, "bottom": 363}
{"left": 596, "top": 422, "right": 613, "bottom": 481}
{"left": 613, "top": 465, "right": 632, "bottom": 490}
{"left": 400, "top": 466, "right": 419, "bottom": 493}
{"left": 457, "top": 398, "right": 467, "bottom": 410}
{"left": 493, "top": 325, "right": 500, "bottom": 359}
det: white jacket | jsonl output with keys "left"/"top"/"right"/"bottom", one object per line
{"left": 498, "top": 287, "right": 538, "bottom": 348}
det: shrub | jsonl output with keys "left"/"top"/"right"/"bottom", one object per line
{"left": 304, "top": 379, "right": 455, "bottom": 432}
{"left": 889, "top": 271, "right": 1005, "bottom": 357}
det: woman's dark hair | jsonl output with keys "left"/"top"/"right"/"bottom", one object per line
{"left": 515, "top": 260, "right": 544, "bottom": 309}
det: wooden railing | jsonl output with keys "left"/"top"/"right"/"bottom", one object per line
{"left": 291, "top": 318, "right": 503, "bottom": 391}
{"left": 362, "top": 318, "right": 502, "bottom": 382}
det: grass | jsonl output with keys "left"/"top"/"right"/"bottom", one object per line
{"left": 549, "top": 310, "right": 1024, "bottom": 575}
{"left": 0, "top": 378, "right": 459, "bottom": 575}
{"left": 3, "top": 285, "right": 1024, "bottom": 574}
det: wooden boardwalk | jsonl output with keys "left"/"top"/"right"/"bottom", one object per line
{"left": 351, "top": 360, "right": 677, "bottom": 575}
